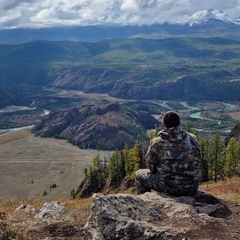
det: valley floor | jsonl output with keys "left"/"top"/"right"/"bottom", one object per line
{"left": 0, "top": 130, "right": 112, "bottom": 202}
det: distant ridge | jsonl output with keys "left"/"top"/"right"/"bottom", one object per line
{"left": 1, "top": 37, "right": 240, "bottom": 102}
{"left": 1, "top": 9, "right": 240, "bottom": 44}
{"left": 188, "top": 9, "right": 240, "bottom": 26}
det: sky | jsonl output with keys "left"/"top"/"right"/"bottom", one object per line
{"left": 0, "top": 0, "right": 240, "bottom": 29}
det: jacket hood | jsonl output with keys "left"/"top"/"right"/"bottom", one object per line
{"left": 158, "top": 126, "right": 187, "bottom": 142}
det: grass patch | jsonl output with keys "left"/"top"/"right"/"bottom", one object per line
{"left": 200, "top": 177, "right": 240, "bottom": 203}
{"left": 0, "top": 130, "right": 32, "bottom": 145}
{"left": 65, "top": 198, "right": 92, "bottom": 227}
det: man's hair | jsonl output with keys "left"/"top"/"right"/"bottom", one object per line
{"left": 162, "top": 111, "right": 180, "bottom": 129}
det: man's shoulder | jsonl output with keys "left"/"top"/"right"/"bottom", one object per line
{"left": 150, "top": 135, "right": 170, "bottom": 149}
{"left": 150, "top": 136, "right": 163, "bottom": 144}
{"left": 186, "top": 131, "right": 200, "bottom": 146}
{"left": 187, "top": 131, "right": 198, "bottom": 140}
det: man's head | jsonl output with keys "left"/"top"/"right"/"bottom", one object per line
{"left": 162, "top": 111, "right": 180, "bottom": 129}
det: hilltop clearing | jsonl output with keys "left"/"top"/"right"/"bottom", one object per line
{"left": 0, "top": 178, "right": 239, "bottom": 239}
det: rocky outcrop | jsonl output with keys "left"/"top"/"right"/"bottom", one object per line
{"left": 83, "top": 191, "right": 231, "bottom": 240}
{"left": 224, "top": 123, "right": 240, "bottom": 146}
{"left": 32, "top": 103, "right": 159, "bottom": 150}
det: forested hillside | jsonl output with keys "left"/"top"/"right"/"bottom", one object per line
{"left": 1, "top": 37, "right": 240, "bottom": 102}
{"left": 0, "top": 87, "right": 29, "bottom": 108}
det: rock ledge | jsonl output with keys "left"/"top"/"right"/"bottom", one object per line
{"left": 83, "top": 191, "right": 231, "bottom": 240}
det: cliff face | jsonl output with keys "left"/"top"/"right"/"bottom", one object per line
{"left": 32, "top": 104, "right": 159, "bottom": 150}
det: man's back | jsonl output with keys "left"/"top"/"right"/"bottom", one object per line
{"left": 135, "top": 111, "right": 201, "bottom": 196}
{"left": 145, "top": 126, "right": 201, "bottom": 195}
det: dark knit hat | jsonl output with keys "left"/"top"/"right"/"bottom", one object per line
{"left": 162, "top": 111, "right": 180, "bottom": 129}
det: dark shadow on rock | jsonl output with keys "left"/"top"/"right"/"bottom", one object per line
{"left": 157, "top": 190, "right": 232, "bottom": 219}
{"left": 41, "top": 221, "right": 81, "bottom": 238}
{"left": 192, "top": 190, "right": 221, "bottom": 204}
{"left": 193, "top": 191, "right": 232, "bottom": 218}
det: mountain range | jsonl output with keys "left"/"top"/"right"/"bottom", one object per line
{"left": 1, "top": 36, "right": 240, "bottom": 103}
{"left": 1, "top": 9, "right": 240, "bottom": 44}
{"left": 1, "top": 9, "right": 240, "bottom": 107}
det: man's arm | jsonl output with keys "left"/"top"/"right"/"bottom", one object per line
{"left": 145, "top": 145, "right": 158, "bottom": 174}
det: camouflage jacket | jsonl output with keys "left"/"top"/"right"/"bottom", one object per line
{"left": 145, "top": 126, "right": 201, "bottom": 195}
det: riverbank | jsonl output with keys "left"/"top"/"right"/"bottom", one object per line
{"left": 0, "top": 125, "right": 34, "bottom": 134}
{"left": 0, "top": 105, "right": 50, "bottom": 131}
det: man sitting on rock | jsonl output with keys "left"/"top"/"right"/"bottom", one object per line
{"left": 135, "top": 111, "right": 201, "bottom": 196}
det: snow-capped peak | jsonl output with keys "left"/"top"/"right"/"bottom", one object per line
{"left": 188, "top": 9, "right": 240, "bottom": 26}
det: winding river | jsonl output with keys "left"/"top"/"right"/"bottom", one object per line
{"left": 0, "top": 125, "right": 34, "bottom": 134}
{"left": 0, "top": 108, "right": 50, "bottom": 134}
{"left": 185, "top": 102, "right": 237, "bottom": 133}
{"left": 188, "top": 102, "right": 236, "bottom": 119}
{"left": 153, "top": 101, "right": 237, "bottom": 133}
{"left": 0, "top": 102, "right": 237, "bottom": 134}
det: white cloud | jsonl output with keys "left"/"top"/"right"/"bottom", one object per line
{"left": 0, "top": 0, "right": 239, "bottom": 29}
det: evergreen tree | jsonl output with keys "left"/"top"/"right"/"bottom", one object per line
{"left": 234, "top": 141, "right": 240, "bottom": 174}
{"left": 70, "top": 188, "right": 77, "bottom": 199}
{"left": 137, "top": 140, "right": 148, "bottom": 169}
{"left": 88, "top": 165, "right": 94, "bottom": 188}
{"left": 84, "top": 154, "right": 109, "bottom": 193}
{"left": 124, "top": 141, "right": 147, "bottom": 176}
{"left": 124, "top": 143, "right": 139, "bottom": 176}
{"left": 109, "top": 150, "right": 124, "bottom": 188}
{"left": 199, "top": 138, "right": 209, "bottom": 182}
{"left": 186, "top": 121, "right": 192, "bottom": 132}
{"left": 124, "top": 145, "right": 133, "bottom": 176}
{"left": 94, "top": 154, "right": 109, "bottom": 190}
{"left": 209, "top": 134, "right": 224, "bottom": 182}
{"left": 149, "top": 124, "right": 161, "bottom": 140}
{"left": 186, "top": 121, "right": 198, "bottom": 136}
{"left": 225, "top": 137, "right": 240, "bottom": 178}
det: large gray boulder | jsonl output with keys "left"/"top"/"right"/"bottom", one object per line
{"left": 83, "top": 191, "right": 231, "bottom": 240}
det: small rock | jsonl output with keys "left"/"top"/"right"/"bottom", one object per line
{"left": 34, "top": 201, "right": 66, "bottom": 219}
{"left": 15, "top": 204, "right": 35, "bottom": 212}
